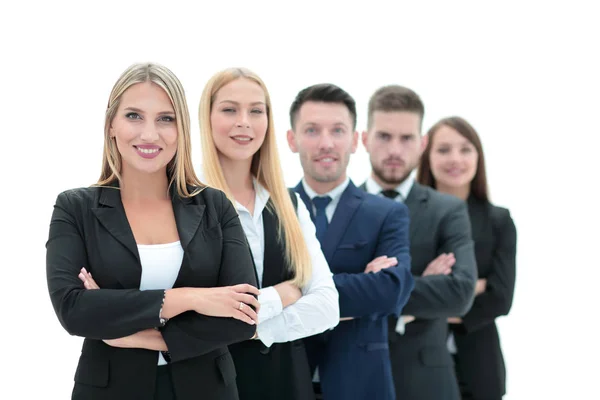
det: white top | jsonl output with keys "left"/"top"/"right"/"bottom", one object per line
{"left": 364, "top": 174, "right": 415, "bottom": 202}
{"left": 301, "top": 177, "right": 350, "bottom": 223}
{"left": 233, "top": 178, "right": 340, "bottom": 347}
{"left": 138, "top": 241, "right": 184, "bottom": 365}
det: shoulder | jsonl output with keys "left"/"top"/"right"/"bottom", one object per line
{"left": 423, "top": 185, "right": 465, "bottom": 210}
{"left": 361, "top": 191, "right": 409, "bottom": 217}
{"left": 54, "top": 186, "right": 104, "bottom": 207}
{"left": 189, "top": 185, "right": 231, "bottom": 211}
{"left": 488, "top": 203, "right": 514, "bottom": 232}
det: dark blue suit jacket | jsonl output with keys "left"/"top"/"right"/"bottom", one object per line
{"left": 295, "top": 180, "right": 414, "bottom": 400}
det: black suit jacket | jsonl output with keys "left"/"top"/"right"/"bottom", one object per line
{"left": 46, "top": 185, "right": 258, "bottom": 400}
{"left": 451, "top": 196, "right": 517, "bottom": 399}
{"left": 361, "top": 182, "right": 477, "bottom": 400}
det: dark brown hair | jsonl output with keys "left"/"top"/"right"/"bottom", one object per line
{"left": 367, "top": 85, "right": 424, "bottom": 130}
{"left": 289, "top": 83, "right": 357, "bottom": 130}
{"left": 418, "top": 116, "right": 489, "bottom": 201}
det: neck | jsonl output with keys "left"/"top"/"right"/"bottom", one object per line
{"left": 120, "top": 167, "right": 170, "bottom": 202}
{"left": 305, "top": 173, "right": 347, "bottom": 195}
{"left": 436, "top": 183, "right": 470, "bottom": 200}
{"left": 219, "top": 155, "right": 254, "bottom": 199}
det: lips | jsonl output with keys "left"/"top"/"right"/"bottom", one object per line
{"left": 231, "top": 135, "right": 253, "bottom": 145}
{"left": 444, "top": 168, "right": 465, "bottom": 177}
{"left": 383, "top": 159, "right": 404, "bottom": 168}
{"left": 134, "top": 144, "right": 162, "bottom": 159}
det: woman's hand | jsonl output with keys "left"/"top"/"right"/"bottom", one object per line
{"left": 78, "top": 267, "right": 99, "bottom": 289}
{"left": 190, "top": 284, "right": 261, "bottom": 325}
{"left": 273, "top": 280, "right": 302, "bottom": 308}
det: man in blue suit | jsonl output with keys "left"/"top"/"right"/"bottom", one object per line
{"left": 286, "top": 83, "right": 415, "bottom": 400}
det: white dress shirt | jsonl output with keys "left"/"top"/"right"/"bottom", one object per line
{"left": 364, "top": 174, "right": 415, "bottom": 202}
{"left": 301, "top": 177, "right": 350, "bottom": 223}
{"left": 233, "top": 178, "right": 339, "bottom": 348}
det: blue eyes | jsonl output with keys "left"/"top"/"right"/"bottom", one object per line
{"left": 126, "top": 112, "right": 142, "bottom": 120}
{"left": 222, "top": 108, "right": 264, "bottom": 114}
{"left": 125, "top": 113, "right": 175, "bottom": 123}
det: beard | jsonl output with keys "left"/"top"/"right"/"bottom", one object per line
{"left": 372, "top": 162, "right": 414, "bottom": 186}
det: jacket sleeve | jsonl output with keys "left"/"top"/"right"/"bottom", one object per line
{"left": 403, "top": 201, "right": 477, "bottom": 319}
{"left": 160, "top": 190, "right": 258, "bottom": 363}
{"left": 46, "top": 191, "right": 166, "bottom": 340}
{"left": 333, "top": 202, "right": 414, "bottom": 318}
{"left": 461, "top": 209, "right": 517, "bottom": 333}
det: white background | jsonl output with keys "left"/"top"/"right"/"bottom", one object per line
{"left": 2, "top": 1, "right": 599, "bottom": 398}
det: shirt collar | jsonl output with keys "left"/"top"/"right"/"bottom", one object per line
{"left": 365, "top": 173, "right": 415, "bottom": 200}
{"left": 235, "top": 177, "right": 270, "bottom": 218}
{"left": 302, "top": 176, "right": 350, "bottom": 203}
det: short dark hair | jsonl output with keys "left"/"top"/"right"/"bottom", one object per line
{"left": 418, "top": 116, "right": 489, "bottom": 201}
{"left": 367, "top": 85, "right": 424, "bottom": 130}
{"left": 289, "top": 83, "right": 357, "bottom": 130}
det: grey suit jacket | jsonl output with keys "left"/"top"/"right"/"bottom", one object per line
{"left": 361, "top": 182, "right": 477, "bottom": 400}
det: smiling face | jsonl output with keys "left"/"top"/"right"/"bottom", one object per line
{"left": 109, "top": 81, "right": 178, "bottom": 177}
{"left": 287, "top": 101, "right": 358, "bottom": 192}
{"left": 428, "top": 124, "right": 479, "bottom": 191}
{"left": 209, "top": 78, "right": 268, "bottom": 164}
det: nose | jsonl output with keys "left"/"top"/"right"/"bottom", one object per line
{"left": 235, "top": 112, "right": 250, "bottom": 128}
{"left": 318, "top": 132, "right": 334, "bottom": 151}
{"left": 139, "top": 122, "right": 160, "bottom": 142}
{"left": 448, "top": 148, "right": 461, "bottom": 162}
{"left": 388, "top": 139, "right": 403, "bottom": 157}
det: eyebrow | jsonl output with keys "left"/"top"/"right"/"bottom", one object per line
{"left": 302, "top": 122, "right": 349, "bottom": 128}
{"left": 124, "top": 107, "right": 175, "bottom": 115}
{"left": 375, "top": 130, "right": 414, "bottom": 135}
{"left": 217, "top": 100, "right": 266, "bottom": 106}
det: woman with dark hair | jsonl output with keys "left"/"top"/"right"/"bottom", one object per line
{"left": 418, "top": 116, "right": 517, "bottom": 400}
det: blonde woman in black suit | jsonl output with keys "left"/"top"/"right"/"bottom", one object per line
{"left": 198, "top": 68, "right": 339, "bottom": 400}
{"left": 47, "top": 62, "right": 260, "bottom": 400}
{"left": 418, "top": 116, "right": 517, "bottom": 400}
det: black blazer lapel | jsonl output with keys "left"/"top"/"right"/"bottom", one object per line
{"left": 172, "top": 192, "right": 205, "bottom": 251}
{"left": 321, "top": 181, "right": 363, "bottom": 260}
{"left": 91, "top": 186, "right": 142, "bottom": 288}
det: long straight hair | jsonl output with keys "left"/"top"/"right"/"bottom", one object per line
{"left": 199, "top": 68, "right": 312, "bottom": 287}
{"left": 97, "top": 62, "right": 202, "bottom": 197}
{"left": 418, "top": 116, "right": 488, "bottom": 201}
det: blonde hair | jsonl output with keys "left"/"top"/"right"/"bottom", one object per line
{"left": 199, "top": 68, "right": 312, "bottom": 287}
{"left": 97, "top": 62, "right": 202, "bottom": 197}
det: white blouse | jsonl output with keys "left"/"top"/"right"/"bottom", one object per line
{"left": 234, "top": 180, "right": 340, "bottom": 347}
{"left": 138, "top": 241, "right": 184, "bottom": 365}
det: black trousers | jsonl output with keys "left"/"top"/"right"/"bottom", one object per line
{"left": 453, "top": 355, "right": 501, "bottom": 400}
{"left": 155, "top": 365, "right": 176, "bottom": 400}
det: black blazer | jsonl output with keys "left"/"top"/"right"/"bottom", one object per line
{"left": 451, "top": 196, "right": 517, "bottom": 399}
{"left": 359, "top": 182, "right": 477, "bottom": 400}
{"left": 46, "top": 184, "right": 258, "bottom": 400}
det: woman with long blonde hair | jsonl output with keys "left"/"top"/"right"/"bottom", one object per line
{"left": 47, "top": 62, "right": 260, "bottom": 400}
{"left": 199, "top": 67, "right": 339, "bottom": 399}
